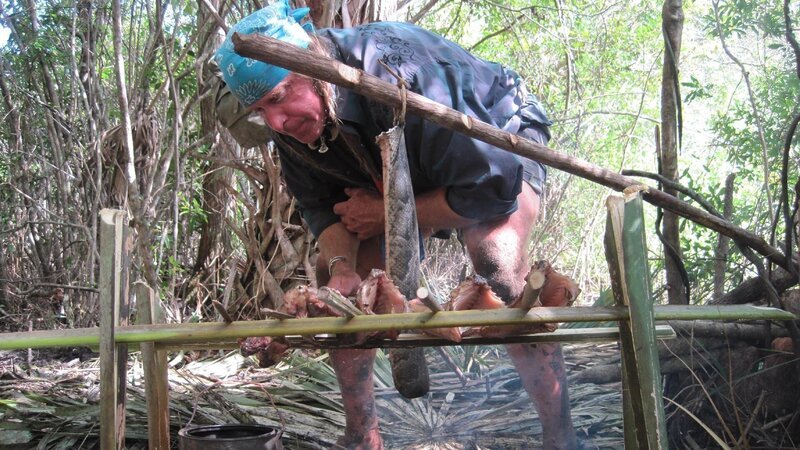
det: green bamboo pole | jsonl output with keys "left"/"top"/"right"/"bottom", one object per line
{"left": 605, "top": 197, "right": 638, "bottom": 449}
{"left": 0, "top": 305, "right": 793, "bottom": 351}
{"left": 98, "top": 209, "right": 130, "bottom": 450}
{"left": 605, "top": 194, "right": 668, "bottom": 449}
{"left": 116, "top": 325, "right": 678, "bottom": 352}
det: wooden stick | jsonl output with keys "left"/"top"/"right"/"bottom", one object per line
{"left": 605, "top": 194, "right": 668, "bottom": 448}
{"left": 231, "top": 32, "right": 789, "bottom": 270}
{"left": 318, "top": 287, "right": 362, "bottom": 317}
{"left": 517, "top": 263, "right": 547, "bottom": 309}
{"left": 99, "top": 209, "right": 130, "bottom": 450}
{"left": 666, "top": 320, "right": 791, "bottom": 340}
{"left": 416, "top": 286, "right": 442, "bottom": 312}
{"left": 709, "top": 263, "right": 798, "bottom": 305}
{"left": 284, "top": 325, "right": 678, "bottom": 349}
{"left": 212, "top": 300, "right": 233, "bottom": 324}
{"left": 434, "top": 347, "right": 468, "bottom": 385}
{"left": 261, "top": 308, "right": 295, "bottom": 320}
{"left": 26, "top": 320, "right": 32, "bottom": 368}
{"left": 98, "top": 210, "right": 116, "bottom": 450}
{"left": 119, "top": 325, "right": 677, "bottom": 351}
{"left": 134, "top": 282, "right": 170, "bottom": 449}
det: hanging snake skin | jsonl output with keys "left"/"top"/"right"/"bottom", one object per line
{"left": 377, "top": 126, "right": 430, "bottom": 399}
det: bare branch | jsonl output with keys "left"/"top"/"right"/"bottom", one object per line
{"left": 784, "top": 0, "right": 800, "bottom": 79}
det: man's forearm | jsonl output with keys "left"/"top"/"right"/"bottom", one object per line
{"left": 318, "top": 222, "right": 360, "bottom": 276}
{"left": 415, "top": 188, "right": 479, "bottom": 231}
{"left": 331, "top": 187, "right": 480, "bottom": 242}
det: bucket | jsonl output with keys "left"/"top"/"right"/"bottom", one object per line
{"left": 178, "top": 424, "right": 283, "bottom": 450}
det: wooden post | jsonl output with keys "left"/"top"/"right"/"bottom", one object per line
{"left": 134, "top": 281, "right": 170, "bottom": 449}
{"left": 604, "top": 193, "right": 669, "bottom": 449}
{"left": 99, "top": 209, "right": 131, "bottom": 450}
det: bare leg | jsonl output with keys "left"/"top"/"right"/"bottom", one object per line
{"left": 462, "top": 184, "right": 577, "bottom": 449}
{"left": 330, "top": 349, "right": 384, "bottom": 449}
{"left": 507, "top": 343, "right": 576, "bottom": 449}
{"left": 319, "top": 239, "right": 386, "bottom": 449}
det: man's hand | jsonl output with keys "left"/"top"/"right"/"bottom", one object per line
{"left": 333, "top": 188, "right": 385, "bottom": 240}
{"left": 327, "top": 264, "right": 362, "bottom": 297}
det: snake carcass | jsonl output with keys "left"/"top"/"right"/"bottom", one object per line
{"left": 377, "top": 125, "right": 430, "bottom": 399}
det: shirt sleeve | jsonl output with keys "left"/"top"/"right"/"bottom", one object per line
{"left": 398, "top": 64, "right": 526, "bottom": 222}
{"left": 405, "top": 114, "right": 523, "bottom": 221}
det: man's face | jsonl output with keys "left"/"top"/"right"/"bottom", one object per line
{"left": 250, "top": 73, "right": 326, "bottom": 144}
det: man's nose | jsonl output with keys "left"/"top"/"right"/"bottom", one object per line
{"left": 260, "top": 108, "right": 284, "bottom": 133}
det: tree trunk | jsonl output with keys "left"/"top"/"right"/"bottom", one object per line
{"left": 192, "top": 0, "right": 234, "bottom": 277}
{"left": 713, "top": 173, "right": 736, "bottom": 300}
{"left": 661, "top": 0, "right": 686, "bottom": 305}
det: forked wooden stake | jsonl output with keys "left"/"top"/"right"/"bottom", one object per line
{"left": 516, "top": 261, "right": 549, "bottom": 309}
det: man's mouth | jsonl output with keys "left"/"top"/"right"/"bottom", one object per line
{"left": 288, "top": 119, "right": 321, "bottom": 144}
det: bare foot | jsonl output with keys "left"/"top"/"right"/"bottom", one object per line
{"left": 333, "top": 427, "right": 384, "bottom": 449}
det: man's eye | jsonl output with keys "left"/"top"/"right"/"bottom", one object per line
{"left": 277, "top": 86, "right": 292, "bottom": 102}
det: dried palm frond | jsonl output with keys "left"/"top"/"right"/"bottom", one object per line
{"left": 0, "top": 344, "right": 628, "bottom": 449}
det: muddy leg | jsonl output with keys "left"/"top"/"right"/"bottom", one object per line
{"left": 507, "top": 343, "right": 577, "bottom": 449}
{"left": 463, "top": 184, "right": 576, "bottom": 449}
{"left": 329, "top": 348, "right": 383, "bottom": 449}
{"left": 324, "top": 239, "right": 385, "bottom": 449}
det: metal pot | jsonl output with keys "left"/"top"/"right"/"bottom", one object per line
{"left": 178, "top": 424, "right": 283, "bottom": 450}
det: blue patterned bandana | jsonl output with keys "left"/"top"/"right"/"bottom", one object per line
{"left": 214, "top": 0, "right": 314, "bottom": 107}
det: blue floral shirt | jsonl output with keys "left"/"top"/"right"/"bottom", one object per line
{"left": 276, "top": 22, "right": 552, "bottom": 238}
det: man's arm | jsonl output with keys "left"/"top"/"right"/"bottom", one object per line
{"left": 415, "top": 188, "right": 480, "bottom": 230}
{"left": 317, "top": 222, "right": 362, "bottom": 296}
{"left": 332, "top": 187, "right": 479, "bottom": 240}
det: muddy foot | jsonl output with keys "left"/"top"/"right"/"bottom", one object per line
{"left": 333, "top": 428, "right": 384, "bottom": 450}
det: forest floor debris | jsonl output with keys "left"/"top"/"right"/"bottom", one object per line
{"left": 0, "top": 343, "right": 623, "bottom": 449}
{"left": 3, "top": 337, "right": 796, "bottom": 449}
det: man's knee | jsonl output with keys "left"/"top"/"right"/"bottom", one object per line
{"left": 462, "top": 185, "right": 541, "bottom": 302}
{"left": 465, "top": 234, "right": 528, "bottom": 302}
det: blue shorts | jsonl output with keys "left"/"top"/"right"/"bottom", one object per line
{"left": 517, "top": 125, "right": 548, "bottom": 196}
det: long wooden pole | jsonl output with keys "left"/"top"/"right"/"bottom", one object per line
{"left": 0, "top": 305, "right": 793, "bottom": 351}
{"left": 98, "top": 210, "right": 117, "bottom": 450}
{"left": 87, "top": 325, "right": 678, "bottom": 352}
{"left": 231, "top": 33, "right": 789, "bottom": 270}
